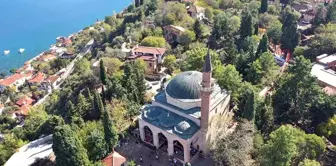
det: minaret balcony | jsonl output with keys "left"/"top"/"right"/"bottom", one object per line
{"left": 201, "top": 86, "right": 214, "bottom": 93}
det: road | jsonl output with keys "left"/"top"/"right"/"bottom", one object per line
{"left": 34, "top": 39, "right": 94, "bottom": 106}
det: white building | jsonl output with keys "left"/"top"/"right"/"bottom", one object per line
{"left": 311, "top": 54, "right": 336, "bottom": 95}
{"left": 5, "top": 135, "right": 53, "bottom": 166}
{"left": 138, "top": 51, "right": 231, "bottom": 163}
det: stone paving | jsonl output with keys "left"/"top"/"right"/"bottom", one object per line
{"left": 115, "top": 137, "right": 215, "bottom": 166}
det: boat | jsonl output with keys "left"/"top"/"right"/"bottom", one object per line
{"left": 4, "top": 50, "right": 10, "bottom": 55}
{"left": 18, "top": 48, "right": 25, "bottom": 53}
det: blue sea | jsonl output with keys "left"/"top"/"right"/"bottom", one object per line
{"left": 0, "top": 0, "right": 131, "bottom": 74}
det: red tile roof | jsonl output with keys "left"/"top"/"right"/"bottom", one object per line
{"left": 133, "top": 46, "right": 166, "bottom": 55}
{"left": 45, "top": 75, "right": 60, "bottom": 84}
{"left": 16, "top": 96, "right": 34, "bottom": 107}
{"left": 102, "top": 151, "right": 126, "bottom": 166}
{"left": 38, "top": 53, "right": 56, "bottom": 61}
{"left": 0, "top": 73, "right": 28, "bottom": 86}
{"left": 18, "top": 105, "right": 30, "bottom": 116}
{"left": 28, "top": 72, "right": 45, "bottom": 84}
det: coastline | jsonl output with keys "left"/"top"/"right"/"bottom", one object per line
{"left": 0, "top": 0, "right": 132, "bottom": 74}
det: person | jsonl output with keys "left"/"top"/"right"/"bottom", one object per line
{"left": 156, "top": 154, "right": 159, "bottom": 160}
{"left": 140, "top": 156, "right": 143, "bottom": 163}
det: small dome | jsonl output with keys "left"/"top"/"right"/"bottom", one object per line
{"left": 166, "top": 71, "right": 202, "bottom": 99}
{"left": 174, "top": 121, "right": 194, "bottom": 135}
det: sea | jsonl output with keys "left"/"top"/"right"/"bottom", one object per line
{"left": 0, "top": 0, "right": 131, "bottom": 74}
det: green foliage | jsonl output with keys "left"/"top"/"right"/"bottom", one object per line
{"left": 273, "top": 56, "right": 323, "bottom": 126}
{"left": 102, "top": 108, "right": 119, "bottom": 152}
{"left": 92, "top": 90, "right": 104, "bottom": 120}
{"left": 213, "top": 120, "right": 255, "bottom": 166}
{"left": 52, "top": 125, "right": 91, "bottom": 166}
{"left": 259, "top": 0, "right": 268, "bottom": 13}
{"left": 313, "top": 5, "right": 326, "bottom": 26}
{"left": 317, "top": 115, "right": 336, "bottom": 137}
{"left": 194, "top": 20, "right": 208, "bottom": 39}
{"left": 85, "top": 129, "right": 107, "bottom": 161}
{"left": 261, "top": 125, "right": 326, "bottom": 166}
{"left": 160, "top": 2, "right": 194, "bottom": 26}
{"left": 209, "top": 12, "right": 240, "bottom": 49}
{"left": 0, "top": 134, "right": 28, "bottom": 165}
{"left": 326, "top": 1, "right": 336, "bottom": 23}
{"left": 100, "top": 60, "right": 107, "bottom": 85}
{"left": 260, "top": 125, "right": 300, "bottom": 166}
{"left": 141, "top": 36, "right": 166, "bottom": 47}
{"left": 255, "top": 95, "right": 274, "bottom": 133}
{"left": 22, "top": 106, "right": 48, "bottom": 140}
{"left": 240, "top": 11, "right": 254, "bottom": 40}
{"left": 205, "top": 7, "right": 214, "bottom": 20}
{"left": 180, "top": 30, "right": 196, "bottom": 46}
{"left": 38, "top": 115, "right": 65, "bottom": 137}
{"left": 298, "top": 159, "right": 321, "bottom": 166}
{"left": 267, "top": 20, "right": 282, "bottom": 45}
{"left": 185, "top": 47, "right": 220, "bottom": 71}
{"left": 214, "top": 64, "right": 243, "bottom": 103}
{"left": 163, "top": 54, "right": 177, "bottom": 74}
{"left": 239, "top": 88, "right": 256, "bottom": 121}
{"left": 256, "top": 34, "right": 268, "bottom": 56}
{"left": 280, "top": 7, "right": 300, "bottom": 52}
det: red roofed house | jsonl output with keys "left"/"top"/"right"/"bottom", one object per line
{"left": 163, "top": 25, "right": 186, "bottom": 43}
{"left": 128, "top": 45, "right": 166, "bottom": 75}
{"left": 38, "top": 53, "right": 57, "bottom": 62}
{"left": 0, "top": 73, "right": 32, "bottom": 90}
{"left": 16, "top": 96, "right": 35, "bottom": 107}
{"left": 28, "top": 72, "right": 45, "bottom": 85}
{"left": 43, "top": 75, "right": 62, "bottom": 89}
{"left": 101, "top": 151, "right": 126, "bottom": 166}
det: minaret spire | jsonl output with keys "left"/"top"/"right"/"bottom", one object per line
{"left": 203, "top": 48, "right": 212, "bottom": 72}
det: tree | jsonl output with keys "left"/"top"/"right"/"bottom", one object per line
{"left": 102, "top": 108, "right": 119, "bottom": 152}
{"left": 107, "top": 99, "right": 130, "bottom": 133}
{"left": 317, "top": 115, "right": 336, "bottom": 137}
{"left": 90, "top": 90, "right": 104, "bottom": 120}
{"left": 205, "top": 7, "right": 214, "bottom": 20}
{"left": 163, "top": 54, "right": 177, "bottom": 74}
{"left": 256, "top": 34, "right": 268, "bottom": 56}
{"left": 74, "top": 58, "right": 91, "bottom": 74}
{"left": 247, "top": 52, "right": 278, "bottom": 85}
{"left": 239, "top": 88, "right": 256, "bottom": 121}
{"left": 194, "top": 20, "right": 206, "bottom": 39}
{"left": 255, "top": 95, "right": 274, "bottom": 132}
{"left": 180, "top": 30, "right": 196, "bottom": 46}
{"left": 213, "top": 64, "right": 243, "bottom": 103}
{"left": 209, "top": 12, "right": 240, "bottom": 49}
{"left": 101, "top": 57, "right": 123, "bottom": 75}
{"left": 261, "top": 125, "right": 326, "bottom": 166}
{"left": 185, "top": 47, "right": 220, "bottom": 71}
{"left": 273, "top": 56, "right": 322, "bottom": 126}
{"left": 141, "top": 36, "right": 166, "bottom": 47}
{"left": 240, "top": 11, "right": 253, "bottom": 40}
{"left": 313, "top": 6, "right": 326, "bottom": 26}
{"left": 38, "top": 115, "right": 65, "bottom": 136}
{"left": 298, "top": 159, "right": 321, "bottom": 166}
{"left": 76, "top": 92, "right": 91, "bottom": 118}
{"left": 85, "top": 129, "right": 107, "bottom": 161}
{"left": 260, "top": 125, "right": 299, "bottom": 166}
{"left": 22, "top": 106, "right": 48, "bottom": 140}
{"left": 280, "top": 7, "right": 300, "bottom": 52}
{"left": 213, "top": 120, "right": 255, "bottom": 166}
{"left": 52, "top": 125, "right": 90, "bottom": 166}
{"left": 100, "top": 60, "right": 107, "bottom": 85}
{"left": 267, "top": 20, "right": 282, "bottom": 45}
{"left": 259, "top": 0, "right": 268, "bottom": 13}
{"left": 326, "top": 1, "right": 336, "bottom": 23}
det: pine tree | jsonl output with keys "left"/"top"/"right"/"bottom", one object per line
{"left": 91, "top": 91, "right": 104, "bottom": 119}
{"left": 259, "top": 0, "right": 268, "bottom": 13}
{"left": 52, "top": 125, "right": 91, "bottom": 166}
{"left": 194, "top": 19, "right": 205, "bottom": 39}
{"left": 76, "top": 92, "right": 90, "bottom": 117}
{"left": 239, "top": 89, "right": 256, "bottom": 121}
{"left": 65, "top": 101, "right": 77, "bottom": 122}
{"left": 256, "top": 34, "right": 269, "bottom": 57}
{"left": 134, "top": 69, "right": 146, "bottom": 104}
{"left": 240, "top": 11, "right": 253, "bottom": 40}
{"left": 280, "top": 7, "right": 300, "bottom": 52}
{"left": 102, "top": 108, "right": 119, "bottom": 152}
{"left": 100, "top": 60, "right": 107, "bottom": 85}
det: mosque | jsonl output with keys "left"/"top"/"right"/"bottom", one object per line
{"left": 138, "top": 51, "right": 231, "bottom": 163}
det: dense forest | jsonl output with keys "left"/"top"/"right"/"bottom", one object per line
{"left": 1, "top": 0, "right": 336, "bottom": 166}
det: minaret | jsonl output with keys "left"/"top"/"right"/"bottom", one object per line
{"left": 200, "top": 49, "right": 213, "bottom": 131}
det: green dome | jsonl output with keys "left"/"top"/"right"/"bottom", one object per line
{"left": 166, "top": 71, "right": 202, "bottom": 99}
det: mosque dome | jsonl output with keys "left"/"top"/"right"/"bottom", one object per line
{"left": 174, "top": 121, "right": 195, "bottom": 135}
{"left": 166, "top": 71, "right": 202, "bottom": 100}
